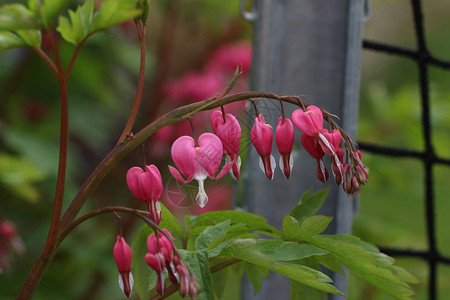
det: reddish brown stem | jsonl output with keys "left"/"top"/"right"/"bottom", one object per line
{"left": 33, "top": 47, "right": 58, "bottom": 75}
{"left": 117, "top": 22, "right": 147, "bottom": 145}
{"left": 18, "top": 31, "right": 69, "bottom": 300}
{"left": 65, "top": 38, "right": 87, "bottom": 79}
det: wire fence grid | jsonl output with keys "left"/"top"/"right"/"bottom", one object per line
{"left": 359, "top": 0, "right": 450, "bottom": 299}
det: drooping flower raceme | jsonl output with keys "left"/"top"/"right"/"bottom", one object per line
{"left": 250, "top": 114, "right": 276, "bottom": 180}
{"left": 126, "top": 165, "right": 163, "bottom": 224}
{"left": 169, "top": 133, "right": 232, "bottom": 208}
{"left": 113, "top": 235, "right": 133, "bottom": 298}
{"left": 275, "top": 117, "right": 295, "bottom": 179}
{"left": 211, "top": 110, "right": 242, "bottom": 180}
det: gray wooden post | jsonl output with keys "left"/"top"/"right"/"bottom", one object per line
{"left": 239, "top": 0, "right": 366, "bottom": 299}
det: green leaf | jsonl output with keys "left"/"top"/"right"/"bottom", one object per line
{"left": 131, "top": 225, "right": 154, "bottom": 300}
{"left": 16, "top": 29, "right": 41, "bottom": 48}
{"left": 191, "top": 210, "right": 281, "bottom": 237}
{"left": 290, "top": 258, "right": 327, "bottom": 300}
{"left": 56, "top": 0, "right": 94, "bottom": 45}
{"left": 253, "top": 240, "right": 327, "bottom": 261}
{"left": 160, "top": 203, "right": 184, "bottom": 239}
{"left": 291, "top": 279, "right": 327, "bottom": 300}
{"left": 392, "top": 266, "right": 420, "bottom": 284}
{"left": 306, "top": 235, "right": 414, "bottom": 299}
{"left": 0, "top": 4, "right": 40, "bottom": 31}
{"left": 212, "top": 267, "right": 229, "bottom": 299}
{"left": 290, "top": 188, "right": 329, "bottom": 224}
{"left": 40, "top": 0, "right": 73, "bottom": 28}
{"left": 282, "top": 215, "right": 302, "bottom": 240}
{"left": 90, "top": 0, "right": 141, "bottom": 33}
{"left": 221, "top": 239, "right": 343, "bottom": 296}
{"left": 315, "top": 254, "right": 344, "bottom": 275}
{"left": 244, "top": 262, "right": 267, "bottom": 295}
{"left": 0, "top": 31, "right": 27, "bottom": 50}
{"left": 195, "top": 219, "right": 230, "bottom": 251}
{"left": 297, "top": 216, "right": 333, "bottom": 239}
{"left": 179, "top": 250, "right": 214, "bottom": 300}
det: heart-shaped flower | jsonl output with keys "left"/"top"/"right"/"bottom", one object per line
{"left": 291, "top": 106, "right": 323, "bottom": 136}
{"left": 113, "top": 236, "right": 133, "bottom": 298}
{"left": 275, "top": 117, "right": 295, "bottom": 179}
{"left": 169, "top": 133, "right": 232, "bottom": 207}
{"left": 250, "top": 114, "right": 276, "bottom": 180}
{"left": 211, "top": 110, "right": 242, "bottom": 180}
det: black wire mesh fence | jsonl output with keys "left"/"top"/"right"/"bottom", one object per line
{"left": 359, "top": 0, "right": 450, "bottom": 299}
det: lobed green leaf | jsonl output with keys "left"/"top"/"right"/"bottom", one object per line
{"left": 56, "top": 0, "right": 94, "bottom": 45}
{"left": 90, "top": 0, "right": 141, "bottom": 33}
{"left": 253, "top": 240, "right": 327, "bottom": 261}
{"left": 297, "top": 215, "right": 333, "bottom": 239}
{"left": 290, "top": 188, "right": 329, "bottom": 224}
{"left": 306, "top": 235, "right": 415, "bottom": 299}
{"left": 0, "top": 31, "right": 27, "bottom": 50}
{"left": 195, "top": 219, "right": 230, "bottom": 251}
{"left": 0, "top": 4, "right": 40, "bottom": 31}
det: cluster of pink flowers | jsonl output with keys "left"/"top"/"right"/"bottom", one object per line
{"left": 0, "top": 220, "right": 25, "bottom": 274}
{"left": 115, "top": 102, "right": 368, "bottom": 298}
{"left": 291, "top": 105, "right": 368, "bottom": 194}
{"left": 145, "top": 229, "right": 198, "bottom": 297}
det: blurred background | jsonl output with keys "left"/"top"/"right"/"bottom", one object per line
{"left": 0, "top": 0, "right": 449, "bottom": 299}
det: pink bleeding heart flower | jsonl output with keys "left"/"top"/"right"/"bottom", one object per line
{"left": 250, "top": 114, "right": 276, "bottom": 180}
{"left": 126, "top": 165, "right": 163, "bottom": 224}
{"left": 292, "top": 106, "right": 323, "bottom": 136}
{"left": 301, "top": 133, "right": 328, "bottom": 183}
{"left": 275, "top": 117, "right": 295, "bottom": 179}
{"left": 113, "top": 236, "right": 133, "bottom": 298}
{"left": 169, "top": 133, "right": 232, "bottom": 208}
{"left": 211, "top": 110, "right": 242, "bottom": 180}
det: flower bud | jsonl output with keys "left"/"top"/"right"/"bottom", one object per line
{"left": 211, "top": 110, "right": 242, "bottom": 180}
{"left": 113, "top": 236, "right": 133, "bottom": 297}
{"left": 250, "top": 114, "right": 276, "bottom": 179}
{"left": 275, "top": 117, "right": 295, "bottom": 179}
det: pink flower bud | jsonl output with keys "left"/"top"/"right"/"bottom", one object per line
{"left": 301, "top": 134, "right": 324, "bottom": 159}
{"left": 113, "top": 236, "right": 133, "bottom": 298}
{"left": 126, "top": 165, "right": 163, "bottom": 202}
{"left": 169, "top": 133, "right": 233, "bottom": 208}
{"left": 275, "top": 117, "right": 295, "bottom": 179}
{"left": 316, "top": 159, "right": 329, "bottom": 183}
{"left": 292, "top": 106, "right": 323, "bottom": 136}
{"left": 147, "top": 229, "right": 173, "bottom": 263}
{"left": 156, "top": 272, "right": 166, "bottom": 295}
{"left": 250, "top": 114, "right": 276, "bottom": 180}
{"left": 211, "top": 110, "right": 242, "bottom": 180}
{"left": 145, "top": 253, "right": 165, "bottom": 272}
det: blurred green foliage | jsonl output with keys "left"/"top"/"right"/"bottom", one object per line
{"left": 350, "top": 0, "right": 450, "bottom": 299}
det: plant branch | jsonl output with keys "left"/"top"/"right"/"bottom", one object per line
{"left": 33, "top": 47, "right": 58, "bottom": 75}
{"left": 65, "top": 38, "right": 88, "bottom": 79}
{"left": 55, "top": 206, "right": 151, "bottom": 248}
{"left": 149, "top": 258, "right": 241, "bottom": 300}
{"left": 117, "top": 22, "right": 147, "bottom": 145}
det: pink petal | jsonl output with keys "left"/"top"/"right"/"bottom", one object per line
{"left": 168, "top": 166, "right": 192, "bottom": 184}
{"left": 275, "top": 117, "right": 295, "bottom": 155}
{"left": 301, "top": 133, "right": 324, "bottom": 159}
{"left": 126, "top": 167, "right": 147, "bottom": 201}
{"left": 197, "top": 133, "right": 224, "bottom": 178}
{"left": 250, "top": 114, "right": 273, "bottom": 157}
{"left": 211, "top": 161, "right": 233, "bottom": 180}
{"left": 211, "top": 110, "right": 241, "bottom": 156}
{"left": 171, "top": 136, "right": 198, "bottom": 180}
{"left": 142, "top": 165, "right": 163, "bottom": 201}
{"left": 291, "top": 106, "right": 323, "bottom": 136}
